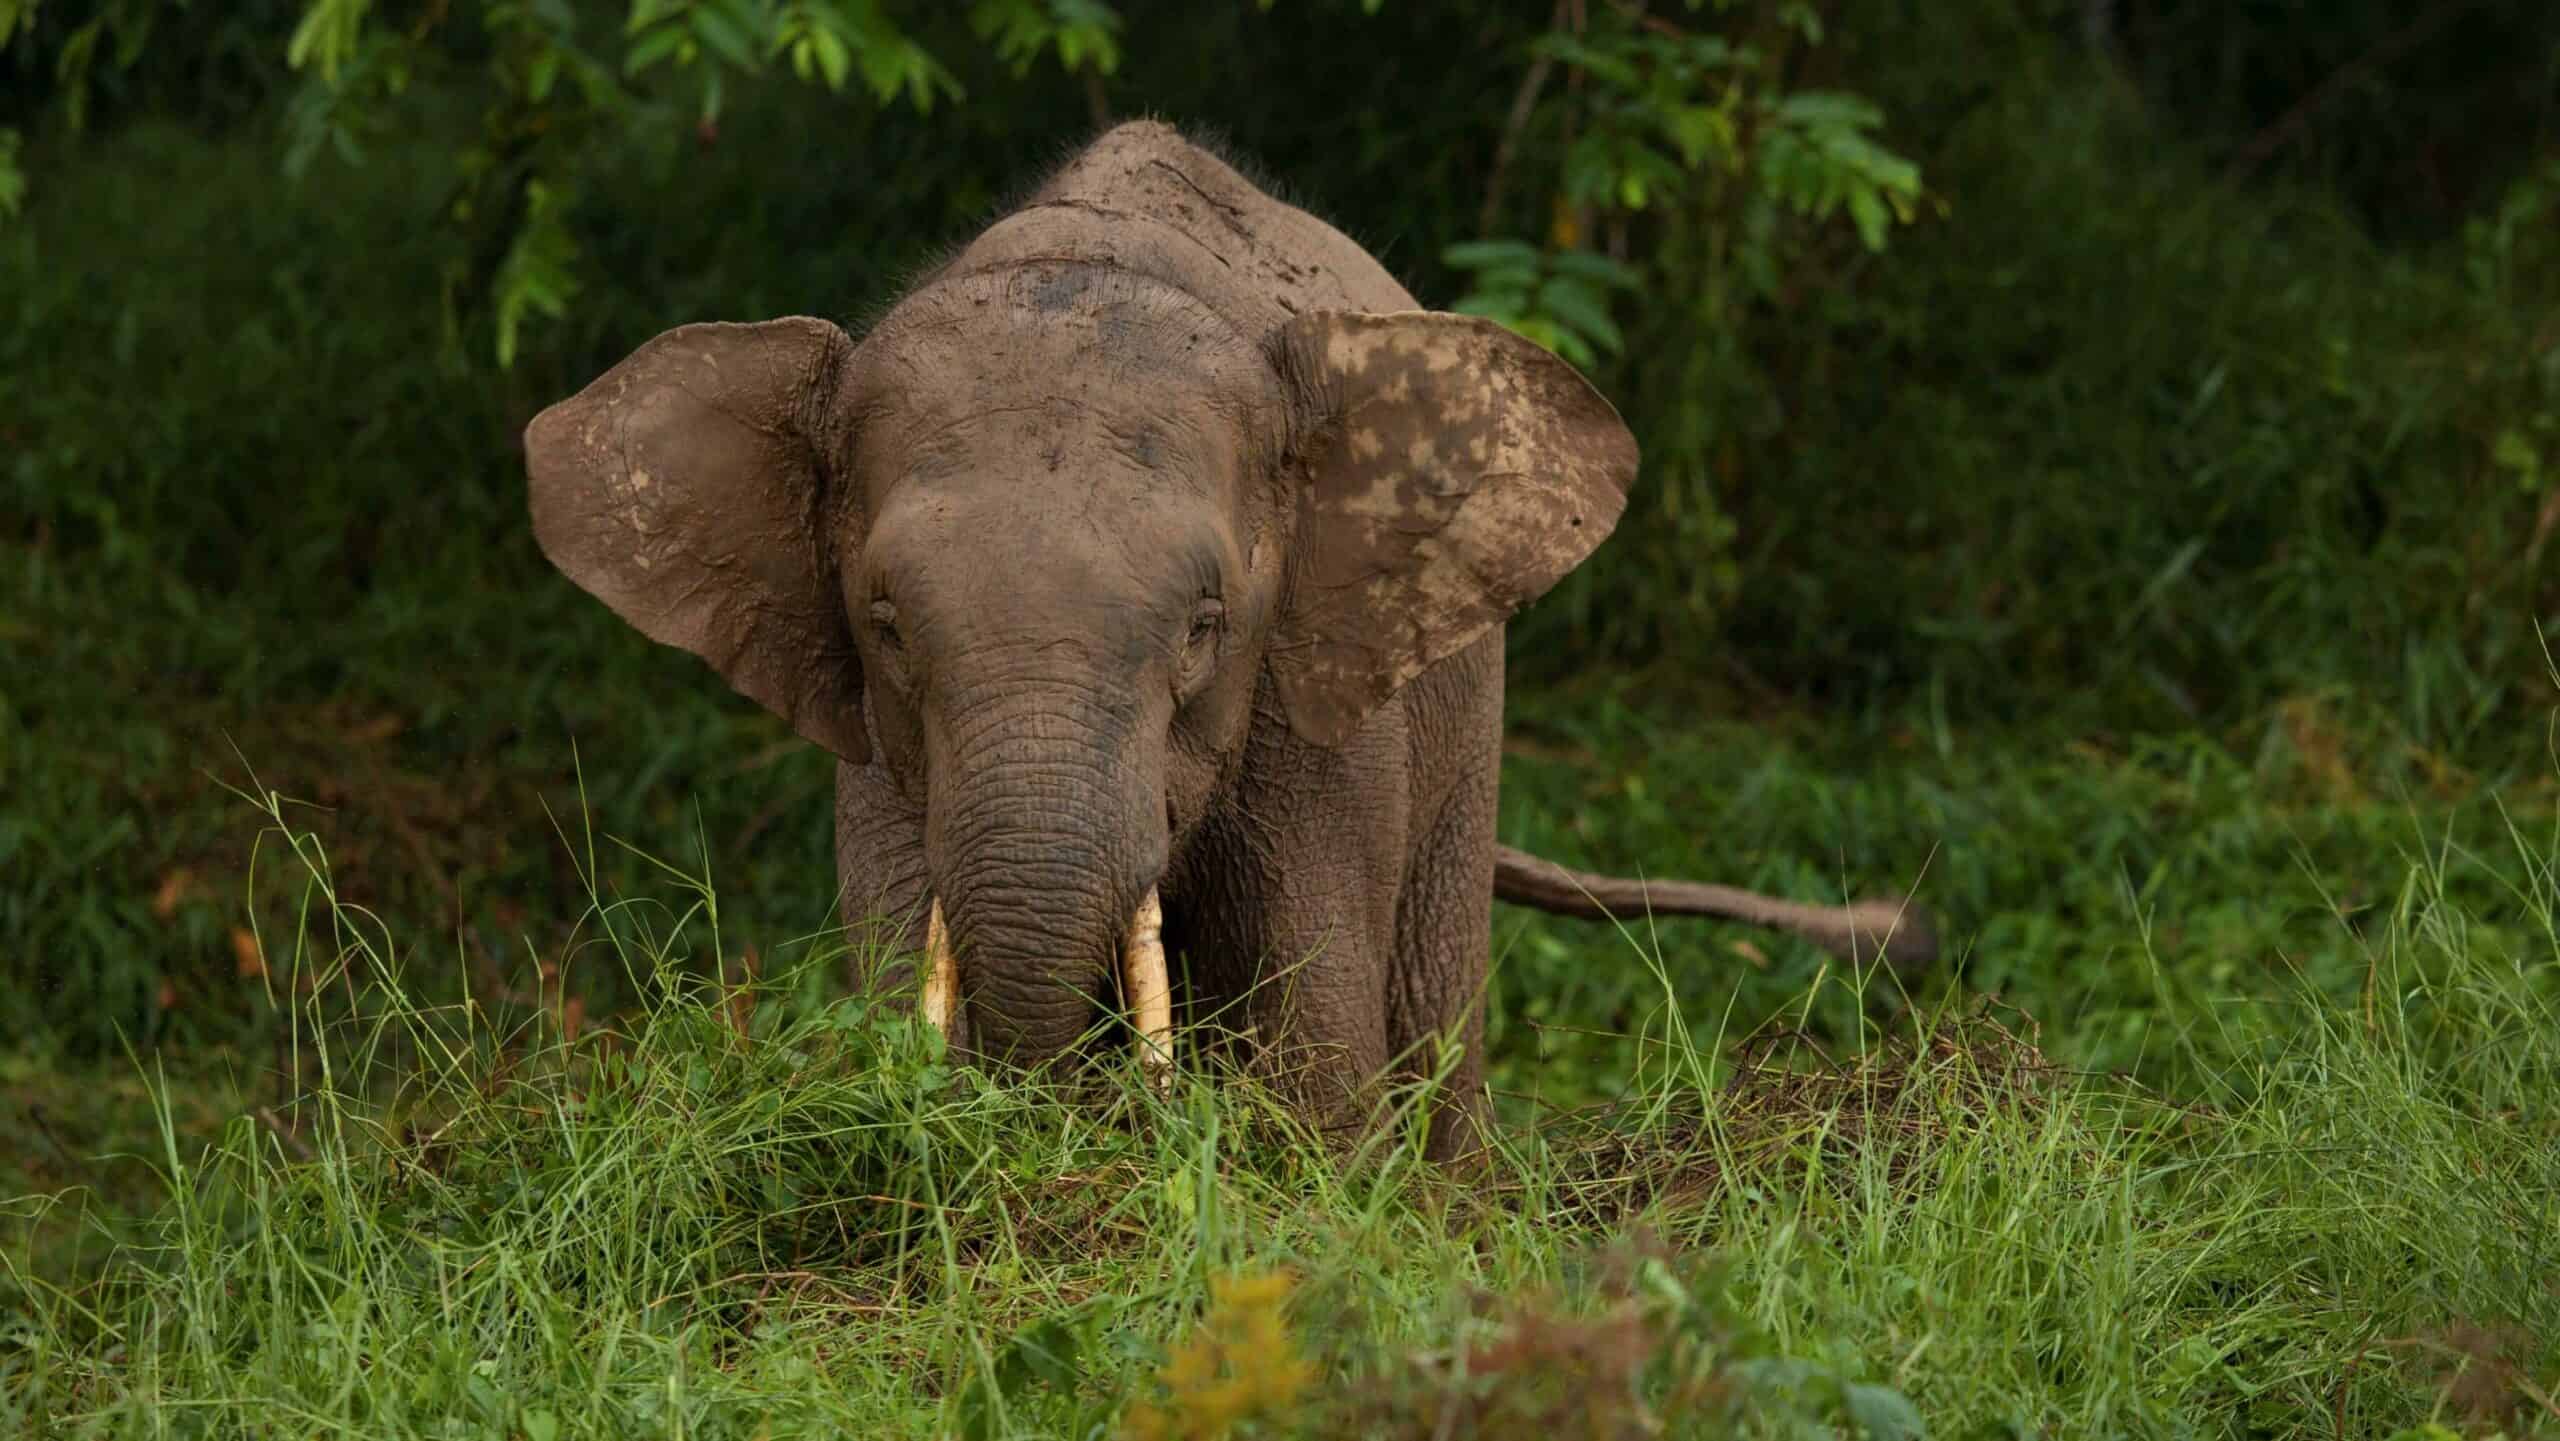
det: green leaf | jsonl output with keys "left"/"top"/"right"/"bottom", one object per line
{"left": 1006, "top": 1316, "right": 1084, "bottom": 1390}
{"left": 526, "top": 47, "right": 560, "bottom": 101}
{"left": 849, "top": 32, "right": 961, "bottom": 111}
{"left": 1449, "top": 293, "right": 1529, "bottom": 323}
{"left": 688, "top": 4, "right": 760, "bottom": 70}
{"left": 1529, "top": 33, "right": 1638, "bottom": 89}
{"left": 1545, "top": 250, "right": 1643, "bottom": 289}
{"left": 1495, "top": 314, "right": 1590, "bottom": 368}
{"left": 1777, "top": 89, "right": 1884, "bottom": 131}
{"left": 1847, "top": 183, "right": 1888, "bottom": 252}
{"left": 1843, "top": 1382, "right": 1927, "bottom": 1440}
{"left": 812, "top": 24, "right": 850, "bottom": 89}
{"left": 1453, "top": 273, "right": 1534, "bottom": 304}
{"left": 624, "top": 24, "right": 688, "bottom": 75}
{"left": 1662, "top": 103, "right": 1735, "bottom": 170}
{"left": 1054, "top": 0, "right": 1125, "bottom": 71}
{"left": 2493, "top": 427, "right": 2542, "bottom": 488}
{"left": 1535, "top": 275, "right": 1625, "bottom": 354}
{"left": 493, "top": 178, "right": 583, "bottom": 369}
{"left": 970, "top": 0, "right": 1121, "bottom": 78}
{"left": 0, "top": 128, "right": 23, "bottom": 222}
{"left": 286, "top": 0, "right": 373, "bottom": 86}
{"left": 969, "top": 0, "right": 1045, "bottom": 70}
{"left": 1444, "top": 238, "right": 1543, "bottom": 271}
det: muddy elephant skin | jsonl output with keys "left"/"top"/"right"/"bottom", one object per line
{"left": 522, "top": 121, "right": 1931, "bottom": 1161}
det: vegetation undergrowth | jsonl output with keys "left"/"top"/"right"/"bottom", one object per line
{"left": 4, "top": 768, "right": 2555, "bottom": 1440}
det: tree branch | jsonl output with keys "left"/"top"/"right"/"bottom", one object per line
{"left": 1480, "top": 0, "right": 1570, "bottom": 237}
{"left": 2222, "top": 0, "right": 2479, "bottom": 185}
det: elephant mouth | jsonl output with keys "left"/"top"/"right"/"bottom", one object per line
{"left": 917, "top": 888, "right": 1172, "bottom": 1089}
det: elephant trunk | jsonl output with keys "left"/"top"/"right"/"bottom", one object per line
{"left": 923, "top": 687, "right": 1169, "bottom": 1072}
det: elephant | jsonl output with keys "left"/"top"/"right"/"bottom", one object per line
{"left": 522, "top": 121, "right": 1933, "bottom": 1161}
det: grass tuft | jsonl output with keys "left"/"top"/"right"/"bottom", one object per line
{"left": 3, "top": 768, "right": 2556, "bottom": 1438}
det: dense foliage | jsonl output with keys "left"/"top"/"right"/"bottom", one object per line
{"left": 8, "top": 2, "right": 2554, "bottom": 736}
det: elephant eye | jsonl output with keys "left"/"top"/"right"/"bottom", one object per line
{"left": 868, "top": 599, "right": 902, "bottom": 650}
{"left": 1187, "top": 599, "right": 1226, "bottom": 647}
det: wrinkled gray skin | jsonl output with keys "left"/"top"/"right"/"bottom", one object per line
{"left": 523, "top": 123, "right": 1932, "bottom": 1161}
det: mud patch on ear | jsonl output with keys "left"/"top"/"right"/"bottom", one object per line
{"left": 1268, "top": 310, "right": 1637, "bottom": 748}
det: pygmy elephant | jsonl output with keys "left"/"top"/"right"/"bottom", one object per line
{"left": 523, "top": 121, "right": 1932, "bottom": 1160}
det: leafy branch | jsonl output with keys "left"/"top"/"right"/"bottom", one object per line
{"left": 1446, "top": 0, "right": 1930, "bottom": 639}
{"left": 1453, "top": 2, "right": 1927, "bottom": 370}
{"left": 0, "top": 0, "right": 1161, "bottom": 362}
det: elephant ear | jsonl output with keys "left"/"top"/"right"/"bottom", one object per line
{"left": 1268, "top": 310, "right": 1638, "bottom": 748}
{"left": 523, "top": 316, "right": 871, "bottom": 763}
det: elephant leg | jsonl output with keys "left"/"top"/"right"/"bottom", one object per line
{"left": 1250, "top": 891, "right": 1396, "bottom": 1150}
{"left": 1173, "top": 851, "right": 1395, "bottom": 1148}
{"left": 834, "top": 758, "right": 931, "bottom": 1004}
{"left": 1387, "top": 756, "right": 1499, "bottom": 1165}
{"left": 1179, "top": 733, "right": 1408, "bottom": 1149}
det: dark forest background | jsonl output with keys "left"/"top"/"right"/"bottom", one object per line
{"left": 4, "top": 0, "right": 2557, "bottom": 1063}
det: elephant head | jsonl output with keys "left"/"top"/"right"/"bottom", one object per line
{"left": 522, "top": 260, "right": 1634, "bottom": 1071}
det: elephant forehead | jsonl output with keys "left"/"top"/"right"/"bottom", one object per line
{"left": 853, "top": 319, "right": 1273, "bottom": 504}
{"left": 866, "top": 389, "right": 1243, "bottom": 499}
{"left": 876, "top": 469, "right": 1233, "bottom": 562}
{"left": 868, "top": 262, "right": 1275, "bottom": 394}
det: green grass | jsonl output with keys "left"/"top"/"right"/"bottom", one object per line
{"left": 4, "top": 759, "right": 2556, "bottom": 1439}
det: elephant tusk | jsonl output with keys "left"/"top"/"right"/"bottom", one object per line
{"left": 1124, "top": 887, "right": 1171, "bottom": 1089}
{"left": 921, "top": 899, "right": 958, "bottom": 1035}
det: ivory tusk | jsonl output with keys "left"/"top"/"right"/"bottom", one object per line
{"left": 920, "top": 899, "right": 957, "bottom": 1035}
{"left": 1124, "top": 888, "right": 1171, "bottom": 1089}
